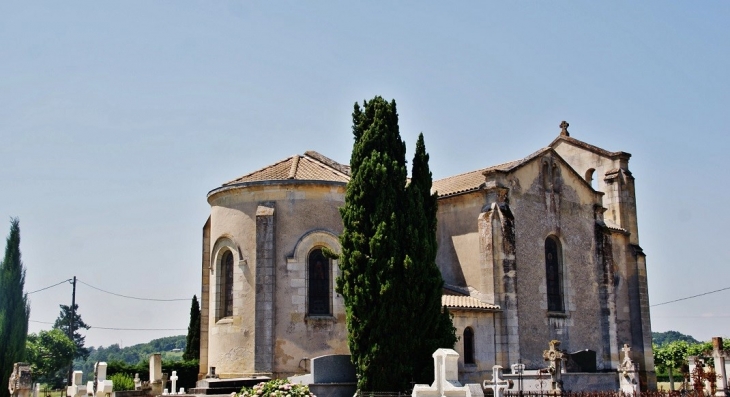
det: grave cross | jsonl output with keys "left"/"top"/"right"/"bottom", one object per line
{"left": 542, "top": 340, "right": 565, "bottom": 393}
{"left": 482, "top": 365, "right": 513, "bottom": 397}
{"left": 170, "top": 371, "right": 179, "bottom": 395}
{"left": 66, "top": 371, "right": 86, "bottom": 397}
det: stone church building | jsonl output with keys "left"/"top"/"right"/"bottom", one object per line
{"left": 198, "top": 123, "right": 655, "bottom": 388}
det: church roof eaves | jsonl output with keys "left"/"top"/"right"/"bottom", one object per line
{"left": 549, "top": 135, "right": 631, "bottom": 160}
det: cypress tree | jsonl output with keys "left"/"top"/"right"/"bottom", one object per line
{"left": 0, "top": 218, "right": 30, "bottom": 397}
{"left": 183, "top": 295, "right": 201, "bottom": 361}
{"left": 338, "top": 98, "right": 455, "bottom": 392}
{"left": 404, "top": 134, "right": 457, "bottom": 383}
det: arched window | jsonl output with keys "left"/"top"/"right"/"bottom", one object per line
{"left": 308, "top": 248, "right": 331, "bottom": 316}
{"left": 220, "top": 250, "right": 234, "bottom": 318}
{"left": 464, "top": 327, "right": 475, "bottom": 364}
{"left": 545, "top": 236, "right": 564, "bottom": 312}
{"left": 585, "top": 168, "right": 596, "bottom": 189}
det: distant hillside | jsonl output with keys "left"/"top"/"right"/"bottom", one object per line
{"left": 652, "top": 330, "right": 700, "bottom": 346}
{"left": 75, "top": 335, "right": 187, "bottom": 376}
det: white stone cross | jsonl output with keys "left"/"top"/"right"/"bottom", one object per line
{"left": 170, "top": 371, "right": 178, "bottom": 395}
{"left": 66, "top": 371, "right": 87, "bottom": 397}
{"left": 411, "top": 349, "right": 474, "bottom": 397}
{"left": 133, "top": 373, "right": 141, "bottom": 391}
{"left": 483, "top": 366, "right": 513, "bottom": 397}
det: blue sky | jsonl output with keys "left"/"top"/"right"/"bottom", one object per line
{"left": 1, "top": 2, "right": 728, "bottom": 348}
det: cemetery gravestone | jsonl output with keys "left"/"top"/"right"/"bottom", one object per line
{"left": 412, "top": 349, "right": 480, "bottom": 397}
{"left": 618, "top": 344, "right": 640, "bottom": 395}
{"left": 483, "top": 366, "right": 513, "bottom": 397}
{"left": 8, "top": 363, "right": 32, "bottom": 397}
{"left": 713, "top": 337, "right": 727, "bottom": 397}
{"left": 67, "top": 371, "right": 87, "bottom": 397}
{"left": 170, "top": 371, "right": 178, "bottom": 395}
{"left": 542, "top": 340, "right": 565, "bottom": 394}
{"left": 150, "top": 354, "right": 163, "bottom": 396}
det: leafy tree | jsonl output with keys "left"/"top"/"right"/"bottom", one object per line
{"left": 338, "top": 97, "right": 455, "bottom": 392}
{"left": 0, "top": 218, "right": 31, "bottom": 397}
{"left": 183, "top": 295, "right": 200, "bottom": 361}
{"left": 654, "top": 340, "right": 689, "bottom": 390}
{"left": 53, "top": 303, "right": 91, "bottom": 360}
{"left": 26, "top": 329, "right": 76, "bottom": 387}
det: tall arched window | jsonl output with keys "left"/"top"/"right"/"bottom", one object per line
{"left": 463, "top": 327, "right": 475, "bottom": 364}
{"left": 545, "top": 236, "right": 564, "bottom": 312}
{"left": 220, "top": 250, "right": 234, "bottom": 318}
{"left": 308, "top": 248, "right": 331, "bottom": 316}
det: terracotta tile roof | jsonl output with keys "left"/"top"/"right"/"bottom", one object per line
{"left": 603, "top": 219, "right": 629, "bottom": 234}
{"left": 223, "top": 152, "right": 350, "bottom": 186}
{"left": 442, "top": 295, "right": 500, "bottom": 311}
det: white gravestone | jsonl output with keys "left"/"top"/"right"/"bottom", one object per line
{"left": 170, "top": 371, "right": 178, "bottom": 395}
{"left": 483, "top": 366, "right": 513, "bottom": 397}
{"left": 618, "top": 344, "right": 640, "bottom": 395}
{"left": 67, "top": 371, "right": 87, "bottom": 397}
{"left": 412, "top": 349, "right": 475, "bottom": 397}
{"left": 86, "top": 362, "right": 113, "bottom": 397}
{"left": 133, "top": 373, "right": 141, "bottom": 391}
{"left": 149, "top": 354, "right": 163, "bottom": 396}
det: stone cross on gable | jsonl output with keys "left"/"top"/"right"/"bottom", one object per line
{"left": 559, "top": 121, "right": 570, "bottom": 136}
{"left": 542, "top": 340, "right": 565, "bottom": 393}
{"left": 170, "top": 371, "right": 179, "bottom": 395}
{"left": 482, "top": 366, "right": 513, "bottom": 397}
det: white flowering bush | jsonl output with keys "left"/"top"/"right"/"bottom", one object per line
{"left": 239, "top": 379, "right": 315, "bottom": 397}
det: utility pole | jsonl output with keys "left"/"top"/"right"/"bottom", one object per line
{"left": 67, "top": 276, "right": 77, "bottom": 385}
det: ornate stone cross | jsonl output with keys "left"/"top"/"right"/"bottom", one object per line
{"left": 542, "top": 340, "right": 565, "bottom": 393}
{"left": 559, "top": 121, "right": 570, "bottom": 136}
{"left": 483, "top": 365, "right": 513, "bottom": 397}
{"left": 619, "top": 344, "right": 640, "bottom": 395}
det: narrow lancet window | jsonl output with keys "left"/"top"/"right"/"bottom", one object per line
{"left": 308, "top": 248, "right": 331, "bottom": 315}
{"left": 545, "top": 236, "right": 564, "bottom": 312}
{"left": 222, "top": 251, "right": 234, "bottom": 318}
{"left": 464, "top": 327, "right": 475, "bottom": 364}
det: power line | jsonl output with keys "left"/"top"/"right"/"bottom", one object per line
{"left": 78, "top": 279, "right": 189, "bottom": 302}
{"left": 30, "top": 319, "right": 185, "bottom": 331}
{"left": 651, "top": 286, "right": 730, "bottom": 307}
{"left": 27, "top": 279, "right": 72, "bottom": 294}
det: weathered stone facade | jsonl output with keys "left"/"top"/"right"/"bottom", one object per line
{"left": 199, "top": 128, "right": 655, "bottom": 389}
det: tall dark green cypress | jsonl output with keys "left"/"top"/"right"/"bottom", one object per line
{"left": 338, "top": 98, "right": 455, "bottom": 392}
{"left": 183, "top": 295, "right": 201, "bottom": 361}
{"left": 404, "top": 134, "right": 457, "bottom": 383}
{"left": 0, "top": 219, "right": 30, "bottom": 397}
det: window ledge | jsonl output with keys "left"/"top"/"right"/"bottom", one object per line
{"left": 304, "top": 315, "right": 336, "bottom": 323}
{"left": 547, "top": 311, "right": 569, "bottom": 318}
{"left": 216, "top": 317, "right": 234, "bottom": 325}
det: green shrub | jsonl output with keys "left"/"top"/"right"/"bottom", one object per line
{"left": 240, "top": 379, "right": 314, "bottom": 397}
{"left": 110, "top": 373, "right": 135, "bottom": 391}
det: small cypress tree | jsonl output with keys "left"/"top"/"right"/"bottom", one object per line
{"left": 183, "top": 295, "right": 201, "bottom": 361}
{"left": 0, "top": 218, "right": 30, "bottom": 397}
